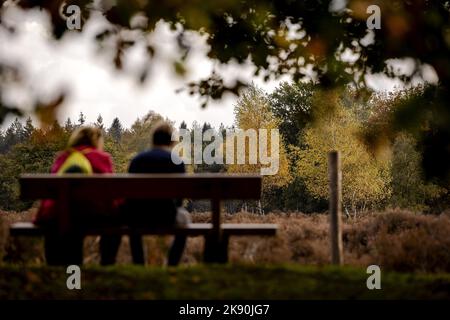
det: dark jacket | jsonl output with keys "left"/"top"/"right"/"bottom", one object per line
{"left": 124, "top": 147, "right": 185, "bottom": 226}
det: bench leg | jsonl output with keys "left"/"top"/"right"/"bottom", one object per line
{"left": 44, "top": 232, "right": 84, "bottom": 266}
{"left": 203, "top": 234, "right": 229, "bottom": 264}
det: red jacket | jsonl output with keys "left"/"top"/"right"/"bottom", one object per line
{"left": 35, "top": 145, "right": 114, "bottom": 224}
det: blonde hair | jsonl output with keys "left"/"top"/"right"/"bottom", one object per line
{"left": 67, "top": 126, "right": 103, "bottom": 149}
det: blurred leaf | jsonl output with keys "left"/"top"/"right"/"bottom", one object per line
{"left": 35, "top": 93, "right": 66, "bottom": 128}
{"left": 173, "top": 60, "right": 187, "bottom": 77}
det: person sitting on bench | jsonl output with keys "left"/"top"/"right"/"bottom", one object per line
{"left": 34, "top": 126, "right": 118, "bottom": 266}
{"left": 121, "top": 121, "right": 190, "bottom": 265}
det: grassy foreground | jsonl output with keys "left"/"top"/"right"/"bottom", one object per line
{"left": 1, "top": 264, "right": 450, "bottom": 300}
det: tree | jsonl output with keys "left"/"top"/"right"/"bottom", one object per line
{"left": 11, "top": 118, "right": 25, "bottom": 142}
{"left": 179, "top": 121, "right": 187, "bottom": 130}
{"left": 122, "top": 111, "right": 165, "bottom": 153}
{"left": 228, "top": 86, "right": 292, "bottom": 211}
{"left": 103, "top": 138, "right": 128, "bottom": 173}
{"left": 390, "top": 133, "right": 445, "bottom": 212}
{"left": 1, "top": 126, "right": 16, "bottom": 152}
{"left": 202, "top": 122, "right": 212, "bottom": 133}
{"left": 0, "top": 123, "right": 67, "bottom": 210}
{"left": 297, "top": 91, "right": 391, "bottom": 214}
{"left": 64, "top": 117, "right": 74, "bottom": 133}
{"left": 2, "top": 1, "right": 450, "bottom": 182}
{"left": 269, "top": 82, "right": 315, "bottom": 146}
{"left": 95, "top": 114, "right": 105, "bottom": 131}
{"left": 1, "top": 118, "right": 25, "bottom": 152}
{"left": 0, "top": 154, "right": 18, "bottom": 209}
{"left": 77, "top": 112, "right": 86, "bottom": 126}
{"left": 218, "top": 123, "right": 226, "bottom": 137}
{"left": 23, "top": 117, "right": 34, "bottom": 140}
{"left": 108, "top": 117, "right": 124, "bottom": 144}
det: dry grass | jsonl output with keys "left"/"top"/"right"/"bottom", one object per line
{"left": 1, "top": 208, "right": 450, "bottom": 273}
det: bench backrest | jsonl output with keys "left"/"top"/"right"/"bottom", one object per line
{"left": 20, "top": 173, "right": 262, "bottom": 235}
{"left": 20, "top": 173, "right": 261, "bottom": 200}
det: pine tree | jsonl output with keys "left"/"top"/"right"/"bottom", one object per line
{"left": 108, "top": 117, "right": 123, "bottom": 143}
{"left": 11, "top": 118, "right": 26, "bottom": 143}
{"left": 179, "top": 121, "right": 187, "bottom": 130}
{"left": 49, "top": 120, "right": 63, "bottom": 136}
{"left": 78, "top": 112, "right": 86, "bottom": 126}
{"left": 23, "top": 117, "right": 34, "bottom": 139}
{"left": 2, "top": 122, "right": 19, "bottom": 151}
{"left": 219, "top": 123, "right": 226, "bottom": 137}
{"left": 64, "top": 117, "right": 74, "bottom": 132}
{"left": 95, "top": 114, "right": 105, "bottom": 131}
{"left": 202, "top": 122, "right": 212, "bottom": 133}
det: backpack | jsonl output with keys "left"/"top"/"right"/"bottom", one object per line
{"left": 57, "top": 148, "right": 93, "bottom": 175}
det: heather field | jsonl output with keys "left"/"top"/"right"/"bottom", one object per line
{"left": 2, "top": 209, "right": 450, "bottom": 274}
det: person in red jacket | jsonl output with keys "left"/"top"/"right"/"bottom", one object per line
{"left": 35, "top": 126, "right": 118, "bottom": 265}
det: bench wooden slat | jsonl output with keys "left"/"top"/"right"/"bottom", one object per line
{"left": 9, "top": 222, "right": 43, "bottom": 236}
{"left": 20, "top": 174, "right": 262, "bottom": 200}
{"left": 10, "top": 222, "right": 277, "bottom": 237}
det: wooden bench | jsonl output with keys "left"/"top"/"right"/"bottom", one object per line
{"left": 10, "top": 173, "right": 277, "bottom": 263}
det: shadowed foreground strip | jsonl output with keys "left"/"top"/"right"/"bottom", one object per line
{"left": 1, "top": 264, "right": 450, "bottom": 300}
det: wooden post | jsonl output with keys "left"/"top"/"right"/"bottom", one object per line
{"left": 328, "top": 151, "right": 343, "bottom": 265}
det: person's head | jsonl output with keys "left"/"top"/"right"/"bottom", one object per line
{"left": 67, "top": 126, "right": 104, "bottom": 150}
{"left": 151, "top": 121, "right": 174, "bottom": 148}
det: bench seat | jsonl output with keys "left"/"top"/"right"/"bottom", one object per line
{"left": 10, "top": 222, "right": 277, "bottom": 237}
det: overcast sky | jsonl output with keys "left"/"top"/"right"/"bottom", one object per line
{"left": 0, "top": 5, "right": 438, "bottom": 130}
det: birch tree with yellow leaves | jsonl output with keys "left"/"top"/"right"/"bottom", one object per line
{"left": 297, "top": 91, "right": 391, "bottom": 216}
{"left": 227, "top": 86, "right": 292, "bottom": 212}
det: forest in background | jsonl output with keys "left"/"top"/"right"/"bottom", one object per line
{"left": 0, "top": 82, "right": 448, "bottom": 214}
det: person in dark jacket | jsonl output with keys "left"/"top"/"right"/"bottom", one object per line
{"left": 124, "top": 121, "right": 190, "bottom": 265}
